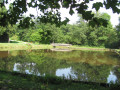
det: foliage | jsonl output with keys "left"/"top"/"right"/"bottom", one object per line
{"left": 12, "top": 12, "right": 120, "bottom": 48}
{"left": 115, "top": 17, "right": 120, "bottom": 48}
{"left": 0, "top": 0, "right": 120, "bottom": 46}
{"left": 0, "top": 0, "right": 120, "bottom": 28}
{"left": 0, "top": 6, "right": 17, "bottom": 42}
{"left": 30, "top": 28, "right": 43, "bottom": 43}
{"left": 0, "top": 10, "right": 119, "bottom": 48}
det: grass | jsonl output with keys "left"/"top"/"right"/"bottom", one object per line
{"left": 0, "top": 70, "right": 114, "bottom": 90}
{"left": 72, "top": 45, "right": 105, "bottom": 48}
{"left": 69, "top": 45, "right": 110, "bottom": 51}
{"left": 0, "top": 43, "right": 31, "bottom": 51}
{"left": 0, "top": 41, "right": 53, "bottom": 51}
{"left": 32, "top": 44, "right": 53, "bottom": 50}
{"left": 0, "top": 40, "right": 115, "bottom": 51}
{"left": 115, "top": 49, "right": 120, "bottom": 56}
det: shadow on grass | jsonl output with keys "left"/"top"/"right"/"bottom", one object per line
{"left": 0, "top": 70, "right": 120, "bottom": 90}
{"left": 10, "top": 40, "right": 19, "bottom": 43}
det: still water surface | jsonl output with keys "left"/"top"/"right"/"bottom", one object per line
{"left": 0, "top": 49, "right": 120, "bottom": 84}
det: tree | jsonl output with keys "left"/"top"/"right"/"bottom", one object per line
{"left": 0, "top": 0, "right": 120, "bottom": 28}
{"left": 0, "top": 23, "right": 16, "bottom": 43}
{"left": 115, "top": 17, "right": 120, "bottom": 48}
{"left": 76, "top": 12, "right": 118, "bottom": 47}
{"left": 30, "top": 28, "right": 43, "bottom": 43}
{"left": 0, "top": 5, "right": 17, "bottom": 42}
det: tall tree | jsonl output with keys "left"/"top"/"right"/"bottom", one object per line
{"left": 0, "top": 0, "right": 120, "bottom": 28}
{"left": 115, "top": 17, "right": 120, "bottom": 48}
{"left": 0, "top": 6, "right": 16, "bottom": 42}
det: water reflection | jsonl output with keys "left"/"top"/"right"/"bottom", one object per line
{"left": 0, "top": 51, "right": 9, "bottom": 57}
{"left": 56, "top": 67, "right": 77, "bottom": 79}
{"left": 107, "top": 71, "right": 117, "bottom": 83}
{"left": 13, "top": 63, "right": 20, "bottom": 71}
{"left": 0, "top": 49, "right": 120, "bottom": 84}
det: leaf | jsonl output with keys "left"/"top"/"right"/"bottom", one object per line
{"left": 69, "top": 8, "right": 74, "bottom": 15}
{"left": 89, "top": 17, "right": 108, "bottom": 27}
{"left": 82, "top": 11, "right": 94, "bottom": 21}
{"left": 62, "top": 17, "right": 70, "bottom": 25}
{"left": 62, "top": 1, "right": 69, "bottom": 8}
{"left": 92, "top": 2, "right": 103, "bottom": 11}
{"left": 27, "top": 3, "right": 32, "bottom": 7}
{"left": 76, "top": 3, "right": 88, "bottom": 14}
{"left": 104, "top": 1, "right": 110, "bottom": 9}
{"left": 30, "top": 14, "right": 34, "bottom": 17}
{"left": 89, "top": 20, "right": 96, "bottom": 27}
{"left": 84, "top": 0, "right": 89, "bottom": 3}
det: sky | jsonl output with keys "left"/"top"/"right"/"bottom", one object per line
{"left": 59, "top": 0, "right": 120, "bottom": 27}
{"left": 7, "top": 0, "right": 120, "bottom": 27}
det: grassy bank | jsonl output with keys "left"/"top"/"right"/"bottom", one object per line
{"left": 0, "top": 41, "right": 115, "bottom": 51}
{"left": 115, "top": 49, "right": 120, "bottom": 56}
{"left": 0, "top": 41, "right": 52, "bottom": 51}
{"left": 0, "top": 70, "right": 116, "bottom": 90}
{"left": 70, "top": 45, "right": 110, "bottom": 51}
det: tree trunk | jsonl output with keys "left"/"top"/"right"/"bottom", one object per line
{"left": 0, "top": 32, "right": 9, "bottom": 43}
{"left": 8, "top": 36, "right": 10, "bottom": 43}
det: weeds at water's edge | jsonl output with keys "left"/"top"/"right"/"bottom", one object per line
{"left": 0, "top": 70, "right": 120, "bottom": 89}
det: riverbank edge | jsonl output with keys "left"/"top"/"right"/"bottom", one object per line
{"left": 0, "top": 43, "right": 118, "bottom": 51}
{"left": 0, "top": 43, "right": 53, "bottom": 51}
{"left": 0, "top": 70, "right": 117, "bottom": 90}
{"left": 115, "top": 49, "right": 120, "bottom": 56}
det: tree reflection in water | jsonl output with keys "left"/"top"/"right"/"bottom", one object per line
{"left": 0, "top": 49, "right": 120, "bottom": 84}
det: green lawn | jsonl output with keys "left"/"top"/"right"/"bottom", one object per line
{"left": 0, "top": 41, "right": 53, "bottom": 51}
{"left": 0, "top": 41, "right": 116, "bottom": 51}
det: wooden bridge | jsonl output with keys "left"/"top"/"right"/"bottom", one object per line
{"left": 50, "top": 48, "right": 72, "bottom": 52}
{"left": 51, "top": 43, "right": 72, "bottom": 48}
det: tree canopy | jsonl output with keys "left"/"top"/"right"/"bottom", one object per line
{"left": 0, "top": 0, "right": 120, "bottom": 27}
{"left": 10, "top": 12, "right": 119, "bottom": 48}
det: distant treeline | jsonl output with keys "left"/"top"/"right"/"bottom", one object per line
{"left": 1, "top": 12, "right": 120, "bottom": 48}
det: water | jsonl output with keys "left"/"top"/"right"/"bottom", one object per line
{"left": 0, "top": 49, "right": 120, "bottom": 84}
